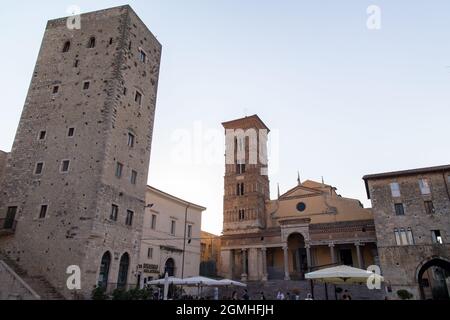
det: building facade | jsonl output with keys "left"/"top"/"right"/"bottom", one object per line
{"left": 363, "top": 165, "right": 450, "bottom": 300}
{"left": 138, "top": 186, "right": 205, "bottom": 287}
{"left": 0, "top": 6, "right": 161, "bottom": 299}
{"left": 220, "top": 115, "right": 378, "bottom": 282}
{"left": 200, "top": 231, "right": 221, "bottom": 277}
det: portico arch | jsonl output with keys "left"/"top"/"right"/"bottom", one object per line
{"left": 287, "top": 233, "right": 308, "bottom": 279}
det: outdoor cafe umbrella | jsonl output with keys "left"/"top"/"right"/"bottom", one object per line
{"left": 216, "top": 279, "right": 247, "bottom": 287}
{"left": 147, "top": 273, "right": 188, "bottom": 300}
{"left": 305, "top": 265, "right": 384, "bottom": 285}
{"left": 305, "top": 265, "right": 384, "bottom": 300}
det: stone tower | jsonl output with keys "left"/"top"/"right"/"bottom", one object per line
{"left": 0, "top": 6, "right": 161, "bottom": 299}
{"left": 222, "top": 115, "right": 270, "bottom": 235}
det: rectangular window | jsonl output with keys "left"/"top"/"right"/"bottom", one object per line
{"left": 39, "top": 205, "right": 48, "bottom": 219}
{"left": 394, "top": 203, "right": 405, "bottom": 216}
{"left": 394, "top": 228, "right": 401, "bottom": 245}
{"left": 74, "top": 60, "right": 79, "bottom": 68}
{"left": 61, "top": 160, "right": 70, "bottom": 173}
{"left": 419, "top": 178, "right": 431, "bottom": 195}
{"left": 399, "top": 228, "right": 408, "bottom": 246}
{"left": 424, "top": 201, "right": 435, "bottom": 214}
{"left": 139, "top": 49, "right": 147, "bottom": 63}
{"left": 238, "top": 209, "right": 245, "bottom": 221}
{"left": 115, "top": 162, "right": 123, "bottom": 178}
{"left": 126, "top": 210, "right": 134, "bottom": 226}
{"left": 135, "top": 91, "right": 142, "bottom": 105}
{"left": 407, "top": 228, "right": 415, "bottom": 245}
{"left": 236, "top": 163, "right": 246, "bottom": 174}
{"left": 170, "top": 220, "right": 176, "bottom": 235}
{"left": 110, "top": 204, "right": 118, "bottom": 221}
{"left": 131, "top": 170, "right": 137, "bottom": 185}
{"left": 236, "top": 183, "right": 244, "bottom": 196}
{"left": 127, "top": 133, "right": 135, "bottom": 147}
{"left": 390, "top": 182, "right": 401, "bottom": 198}
{"left": 68, "top": 128, "right": 75, "bottom": 137}
{"left": 151, "top": 214, "right": 157, "bottom": 230}
{"left": 123, "top": 87, "right": 127, "bottom": 95}
{"left": 83, "top": 81, "right": 90, "bottom": 90}
{"left": 38, "top": 130, "right": 46, "bottom": 140}
{"left": 52, "top": 85, "right": 59, "bottom": 94}
{"left": 147, "top": 247, "right": 153, "bottom": 259}
{"left": 4, "top": 207, "right": 17, "bottom": 229}
{"left": 187, "top": 224, "right": 192, "bottom": 239}
{"left": 431, "top": 230, "right": 443, "bottom": 244}
{"left": 35, "top": 162, "right": 44, "bottom": 175}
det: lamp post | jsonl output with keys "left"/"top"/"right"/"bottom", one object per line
{"left": 181, "top": 203, "right": 191, "bottom": 280}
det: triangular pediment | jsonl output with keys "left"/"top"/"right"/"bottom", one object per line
{"left": 279, "top": 184, "right": 322, "bottom": 200}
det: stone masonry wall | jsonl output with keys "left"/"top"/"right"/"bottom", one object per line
{"left": 0, "top": 6, "right": 161, "bottom": 299}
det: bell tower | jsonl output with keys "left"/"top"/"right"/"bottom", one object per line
{"left": 222, "top": 115, "right": 270, "bottom": 234}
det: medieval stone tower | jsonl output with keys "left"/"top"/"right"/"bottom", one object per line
{"left": 222, "top": 115, "right": 270, "bottom": 235}
{"left": 0, "top": 6, "right": 161, "bottom": 299}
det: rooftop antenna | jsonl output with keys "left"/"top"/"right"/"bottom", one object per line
{"left": 297, "top": 171, "right": 301, "bottom": 186}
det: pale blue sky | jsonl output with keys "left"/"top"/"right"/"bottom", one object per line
{"left": 1, "top": 1, "right": 449, "bottom": 234}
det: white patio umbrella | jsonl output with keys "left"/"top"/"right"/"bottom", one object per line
{"left": 217, "top": 279, "right": 247, "bottom": 287}
{"left": 305, "top": 265, "right": 384, "bottom": 285}
{"left": 147, "top": 273, "right": 188, "bottom": 300}
{"left": 182, "top": 276, "right": 222, "bottom": 286}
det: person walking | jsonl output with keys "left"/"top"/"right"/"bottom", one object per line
{"left": 242, "top": 289, "right": 250, "bottom": 300}
{"left": 231, "top": 291, "right": 238, "bottom": 300}
{"left": 260, "top": 291, "right": 266, "bottom": 300}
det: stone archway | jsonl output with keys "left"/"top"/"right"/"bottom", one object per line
{"left": 416, "top": 257, "right": 450, "bottom": 300}
{"left": 287, "top": 233, "right": 307, "bottom": 280}
{"left": 164, "top": 258, "right": 175, "bottom": 277}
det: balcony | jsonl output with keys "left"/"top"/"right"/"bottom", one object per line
{"left": 0, "top": 218, "right": 17, "bottom": 236}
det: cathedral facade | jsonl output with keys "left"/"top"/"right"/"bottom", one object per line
{"left": 219, "top": 115, "right": 378, "bottom": 282}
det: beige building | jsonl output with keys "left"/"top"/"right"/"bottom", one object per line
{"left": 0, "top": 6, "right": 161, "bottom": 299}
{"left": 200, "top": 231, "right": 221, "bottom": 277}
{"left": 138, "top": 186, "right": 205, "bottom": 286}
{"left": 220, "top": 115, "right": 378, "bottom": 282}
{"left": 364, "top": 165, "right": 450, "bottom": 300}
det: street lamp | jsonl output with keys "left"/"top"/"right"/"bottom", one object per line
{"left": 181, "top": 203, "right": 191, "bottom": 280}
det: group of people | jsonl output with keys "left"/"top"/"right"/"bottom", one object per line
{"left": 276, "top": 290, "right": 313, "bottom": 300}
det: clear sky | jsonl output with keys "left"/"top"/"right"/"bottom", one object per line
{"left": 1, "top": 1, "right": 449, "bottom": 235}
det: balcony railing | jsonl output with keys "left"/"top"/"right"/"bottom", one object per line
{"left": 0, "top": 218, "right": 17, "bottom": 235}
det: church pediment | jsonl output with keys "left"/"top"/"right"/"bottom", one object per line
{"left": 279, "top": 184, "right": 322, "bottom": 200}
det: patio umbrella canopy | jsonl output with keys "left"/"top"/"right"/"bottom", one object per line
{"left": 182, "top": 276, "right": 222, "bottom": 287}
{"left": 147, "top": 276, "right": 188, "bottom": 285}
{"left": 217, "top": 279, "right": 247, "bottom": 287}
{"left": 305, "top": 265, "right": 384, "bottom": 285}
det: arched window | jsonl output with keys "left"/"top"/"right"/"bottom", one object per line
{"left": 87, "top": 37, "right": 96, "bottom": 48}
{"left": 164, "top": 258, "right": 175, "bottom": 277}
{"left": 117, "top": 253, "right": 130, "bottom": 289}
{"left": 62, "top": 41, "right": 71, "bottom": 53}
{"left": 98, "top": 251, "right": 111, "bottom": 288}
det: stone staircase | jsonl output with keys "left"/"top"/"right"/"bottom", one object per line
{"left": 0, "top": 253, "right": 65, "bottom": 300}
{"left": 245, "top": 280, "right": 385, "bottom": 300}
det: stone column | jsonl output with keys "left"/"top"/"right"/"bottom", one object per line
{"left": 329, "top": 243, "right": 336, "bottom": 264}
{"left": 283, "top": 246, "right": 290, "bottom": 280}
{"left": 261, "top": 247, "right": 268, "bottom": 281}
{"left": 306, "top": 244, "right": 312, "bottom": 272}
{"left": 220, "top": 249, "right": 233, "bottom": 279}
{"left": 241, "top": 249, "right": 248, "bottom": 281}
{"left": 247, "top": 248, "right": 258, "bottom": 281}
{"left": 355, "top": 243, "right": 364, "bottom": 269}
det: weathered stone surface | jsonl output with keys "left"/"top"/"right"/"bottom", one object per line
{"left": 0, "top": 5, "right": 161, "bottom": 299}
